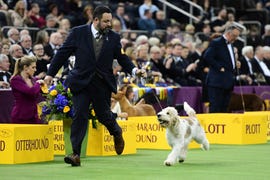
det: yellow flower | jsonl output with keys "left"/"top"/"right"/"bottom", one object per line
{"left": 91, "top": 109, "right": 95, "bottom": 116}
{"left": 40, "top": 84, "right": 49, "bottom": 94}
{"left": 123, "top": 77, "right": 129, "bottom": 83}
{"left": 63, "top": 106, "right": 70, "bottom": 113}
{"left": 50, "top": 89, "right": 58, "bottom": 96}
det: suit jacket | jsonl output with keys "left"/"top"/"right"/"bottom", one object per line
{"left": 251, "top": 58, "right": 270, "bottom": 84}
{"left": 238, "top": 56, "right": 257, "bottom": 85}
{"left": 0, "top": 71, "right": 11, "bottom": 82}
{"left": 239, "top": 56, "right": 253, "bottom": 75}
{"left": 10, "top": 75, "right": 41, "bottom": 124}
{"left": 203, "top": 36, "right": 236, "bottom": 90}
{"left": 44, "top": 44, "right": 55, "bottom": 61}
{"left": 47, "top": 24, "right": 135, "bottom": 93}
{"left": 165, "top": 56, "right": 193, "bottom": 86}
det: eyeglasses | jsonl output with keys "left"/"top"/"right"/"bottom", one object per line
{"left": 34, "top": 48, "right": 44, "bottom": 51}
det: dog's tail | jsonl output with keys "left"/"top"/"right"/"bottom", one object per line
{"left": 184, "top": 101, "right": 196, "bottom": 117}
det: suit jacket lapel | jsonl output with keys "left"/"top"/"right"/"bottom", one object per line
{"left": 222, "top": 37, "right": 234, "bottom": 69}
{"left": 87, "top": 24, "right": 96, "bottom": 61}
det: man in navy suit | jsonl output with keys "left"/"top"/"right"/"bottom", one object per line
{"left": 203, "top": 22, "right": 244, "bottom": 113}
{"left": 44, "top": 6, "right": 145, "bottom": 166}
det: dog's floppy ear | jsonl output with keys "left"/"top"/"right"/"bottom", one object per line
{"left": 169, "top": 107, "right": 179, "bottom": 126}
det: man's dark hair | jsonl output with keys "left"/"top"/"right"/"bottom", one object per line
{"left": 93, "top": 5, "right": 111, "bottom": 20}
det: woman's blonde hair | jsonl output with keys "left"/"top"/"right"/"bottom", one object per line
{"left": 12, "top": 55, "right": 37, "bottom": 76}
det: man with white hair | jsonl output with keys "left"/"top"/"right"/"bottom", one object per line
{"left": 239, "top": 45, "right": 257, "bottom": 85}
{"left": 262, "top": 46, "right": 270, "bottom": 69}
{"left": 8, "top": 44, "right": 24, "bottom": 74}
{"left": 0, "top": 54, "right": 11, "bottom": 88}
{"left": 262, "top": 24, "right": 270, "bottom": 46}
{"left": 7, "top": 28, "right": 20, "bottom": 44}
{"left": 20, "top": 34, "right": 34, "bottom": 56}
{"left": 44, "top": 32, "right": 63, "bottom": 61}
{"left": 251, "top": 46, "right": 270, "bottom": 85}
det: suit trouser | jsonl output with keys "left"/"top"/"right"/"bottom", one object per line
{"left": 208, "top": 86, "right": 231, "bottom": 113}
{"left": 70, "top": 75, "right": 121, "bottom": 155}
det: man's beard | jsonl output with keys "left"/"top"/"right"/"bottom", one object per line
{"left": 98, "top": 24, "right": 112, "bottom": 35}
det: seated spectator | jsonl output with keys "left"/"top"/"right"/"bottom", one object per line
{"left": 210, "top": 8, "right": 227, "bottom": 33}
{"left": 7, "top": 27, "right": 20, "bottom": 44}
{"left": 138, "top": 9, "right": 156, "bottom": 33}
{"left": 19, "top": 29, "right": 29, "bottom": 37}
{"left": 196, "top": 23, "right": 211, "bottom": 42}
{"left": 8, "top": 44, "right": 24, "bottom": 73}
{"left": 46, "top": 3, "right": 63, "bottom": 26}
{"left": 262, "top": 24, "right": 270, "bottom": 46}
{"left": 59, "top": 18, "right": 71, "bottom": 32}
{"left": 0, "top": 54, "right": 11, "bottom": 88}
{"left": 135, "top": 44, "right": 149, "bottom": 69}
{"left": 251, "top": 46, "right": 270, "bottom": 85}
{"left": 112, "top": 18, "right": 122, "bottom": 34}
{"left": 0, "top": 41, "right": 10, "bottom": 56}
{"left": 239, "top": 46, "right": 257, "bottom": 85}
{"left": 113, "top": 3, "right": 131, "bottom": 30}
{"left": 80, "top": 4, "right": 93, "bottom": 25}
{"left": 148, "top": 45, "right": 166, "bottom": 83}
{"left": 33, "top": 43, "right": 50, "bottom": 79}
{"left": 44, "top": 14, "right": 59, "bottom": 35}
{"left": 155, "top": 10, "right": 170, "bottom": 30}
{"left": 29, "top": 3, "right": 46, "bottom": 28}
{"left": 166, "top": 23, "right": 184, "bottom": 42}
{"left": 262, "top": 46, "right": 270, "bottom": 69}
{"left": 247, "top": 26, "right": 263, "bottom": 48}
{"left": 44, "top": 32, "right": 63, "bottom": 61}
{"left": 138, "top": 0, "right": 159, "bottom": 19}
{"left": 234, "top": 47, "right": 253, "bottom": 85}
{"left": 19, "top": 34, "right": 34, "bottom": 56}
{"left": 164, "top": 43, "right": 198, "bottom": 86}
{"left": 10, "top": 55, "right": 44, "bottom": 124}
{"left": 125, "top": 46, "right": 137, "bottom": 66}
{"left": 8, "top": 0, "right": 33, "bottom": 27}
{"left": 34, "top": 30, "right": 49, "bottom": 46}
{"left": 183, "top": 24, "right": 196, "bottom": 43}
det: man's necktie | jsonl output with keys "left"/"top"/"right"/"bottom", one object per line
{"left": 95, "top": 32, "right": 102, "bottom": 41}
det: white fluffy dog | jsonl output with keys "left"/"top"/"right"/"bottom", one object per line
{"left": 157, "top": 102, "right": 209, "bottom": 166}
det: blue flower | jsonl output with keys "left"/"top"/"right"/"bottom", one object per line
{"left": 42, "top": 105, "right": 51, "bottom": 115}
{"left": 54, "top": 94, "right": 68, "bottom": 110}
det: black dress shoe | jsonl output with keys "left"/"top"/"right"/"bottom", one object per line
{"left": 64, "top": 153, "right": 81, "bottom": 166}
{"left": 113, "top": 134, "right": 125, "bottom": 155}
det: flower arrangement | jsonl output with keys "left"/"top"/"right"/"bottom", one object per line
{"left": 41, "top": 82, "right": 73, "bottom": 121}
{"left": 40, "top": 81, "right": 97, "bottom": 128}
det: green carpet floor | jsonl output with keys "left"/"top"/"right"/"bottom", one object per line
{"left": 0, "top": 142, "right": 269, "bottom": 180}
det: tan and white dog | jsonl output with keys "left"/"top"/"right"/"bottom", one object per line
{"left": 157, "top": 102, "right": 209, "bottom": 166}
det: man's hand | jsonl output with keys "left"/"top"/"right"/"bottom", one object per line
{"left": 164, "top": 58, "right": 173, "bottom": 69}
{"left": 0, "top": 81, "right": 10, "bottom": 89}
{"left": 44, "top": 75, "right": 53, "bottom": 85}
{"left": 220, "top": 67, "right": 225, "bottom": 72}
{"left": 136, "top": 69, "right": 147, "bottom": 78}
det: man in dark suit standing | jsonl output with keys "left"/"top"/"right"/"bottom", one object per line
{"left": 44, "top": 6, "right": 145, "bottom": 166}
{"left": 203, "top": 22, "right": 244, "bottom": 113}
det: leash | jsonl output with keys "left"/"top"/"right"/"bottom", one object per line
{"left": 153, "top": 92, "right": 163, "bottom": 111}
{"left": 236, "top": 65, "right": 246, "bottom": 112}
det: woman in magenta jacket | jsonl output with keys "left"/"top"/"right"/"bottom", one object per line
{"left": 10, "top": 55, "right": 44, "bottom": 124}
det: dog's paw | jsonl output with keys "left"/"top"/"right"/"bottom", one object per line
{"left": 164, "top": 160, "right": 174, "bottom": 166}
{"left": 179, "top": 159, "right": 185, "bottom": 163}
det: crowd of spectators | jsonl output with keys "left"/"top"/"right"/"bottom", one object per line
{"left": 1, "top": 0, "right": 270, "bottom": 91}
